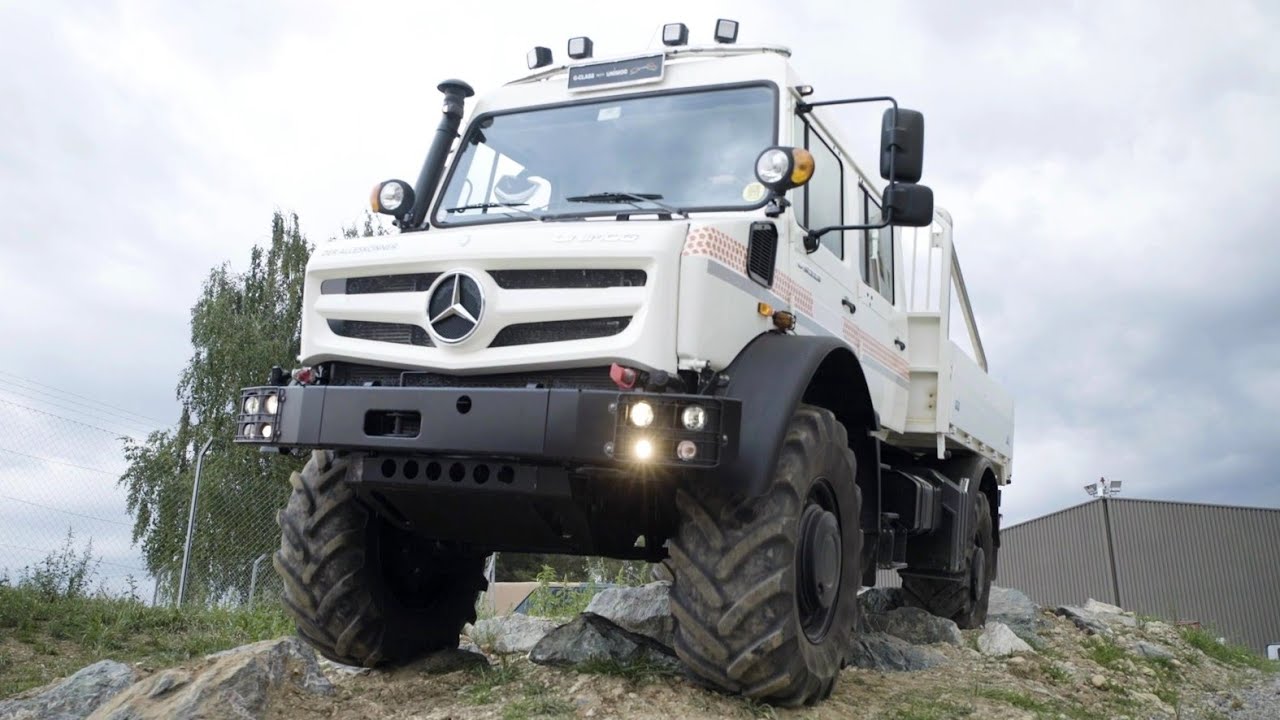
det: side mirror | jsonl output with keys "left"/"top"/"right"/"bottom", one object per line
{"left": 370, "top": 179, "right": 416, "bottom": 219}
{"left": 880, "top": 108, "right": 924, "bottom": 183}
{"left": 754, "top": 146, "right": 815, "bottom": 193}
{"left": 883, "top": 183, "right": 934, "bottom": 227}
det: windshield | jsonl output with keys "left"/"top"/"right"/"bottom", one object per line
{"left": 434, "top": 84, "right": 776, "bottom": 225}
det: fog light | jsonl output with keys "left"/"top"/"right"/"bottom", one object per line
{"left": 680, "top": 405, "right": 707, "bottom": 431}
{"left": 242, "top": 423, "right": 255, "bottom": 438}
{"left": 260, "top": 423, "right": 274, "bottom": 439}
{"left": 630, "top": 401, "right": 655, "bottom": 428}
{"left": 244, "top": 396, "right": 260, "bottom": 414}
{"left": 264, "top": 395, "right": 279, "bottom": 414}
{"left": 634, "top": 438, "right": 654, "bottom": 461}
{"left": 676, "top": 440, "right": 698, "bottom": 461}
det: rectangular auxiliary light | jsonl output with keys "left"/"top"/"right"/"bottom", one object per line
{"left": 662, "top": 23, "right": 689, "bottom": 46}
{"left": 527, "top": 46, "right": 553, "bottom": 70}
{"left": 567, "top": 36, "right": 593, "bottom": 59}
{"left": 714, "top": 19, "right": 739, "bottom": 44}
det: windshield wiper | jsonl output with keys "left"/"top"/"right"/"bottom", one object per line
{"left": 564, "top": 192, "right": 689, "bottom": 219}
{"left": 444, "top": 201, "right": 543, "bottom": 221}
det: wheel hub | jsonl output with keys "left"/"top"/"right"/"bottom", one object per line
{"left": 797, "top": 490, "right": 842, "bottom": 642}
{"left": 969, "top": 546, "right": 986, "bottom": 602}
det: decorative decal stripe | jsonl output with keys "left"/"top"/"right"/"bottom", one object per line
{"left": 684, "top": 226, "right": 907, "bottom": 380}
{"left": 683, "top": 227, "right": 815, "bottom": 316}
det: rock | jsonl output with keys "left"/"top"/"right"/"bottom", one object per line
{"left": 529, "top": 613, "right": 679, "bottom": 670}
{"left": 472, "top": 614, "right": 561, "bottom": 655}
{"left": 1055, "top": 606, "right": 1114, "bottom": 636}
{"left": 0, "top": 660, "right": 137, "bottom": 720}
{"left": 989, "top": 586, "right": 1039, "bottom": 619}
{"left": 1169, "top": 658, "right": 1182, "bottom": 668}
{"left": 315, "top": 657, "right": 371, "bottom": 679}
{"left": 1090, "top": 673, "right": 1107, "bottom": 689}
{"left": 864, "top": 607, "right": 963, "bottom": 647}
{"left": 1141, "top": 667, "right": 1156, "bottom": 677}
{"left": 584, "top": 582, "right": 675, "bottom": 648}
{"left": 844, "top": 632, "right": 947, "bottom": 672}
{"left": 978, "top": 622, "right": 1033, "bottom": 656}
{"left": 1006, "top": 656, "right": 1027, "bottom": 666}
{"left": 88, "top": 636, "right": 332, "bottom": 720}
{"left": 987, "top": 586, "right": 1043, "bottom": 641}
{"left": 401, "top": 648, "right": 489, "bottom": 675}
{"left": 858, "top": 587, "right": 904, "bottom": 615}
{"left": 1083, "top": 599, "right": 1125, "bottom": 615}
{"left": 1132, "top": 640, "right": 1175, "bottom": 662}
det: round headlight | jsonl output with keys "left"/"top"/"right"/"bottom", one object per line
{"left": 244, "top": 396, "right": 260, "bottom": 414}
{"left": 378, "top": 182, "right": 406, "bottom": 212}
{"left": 755, "top": 148, "right": 790, "bottom": 185}
{"left": 630, "top": 401, "right": 655, "bottom": 428}
{"left": 633, "top": 438, "right": 654, "bottom": 461}
{"left": 242, "top": 423, "right": 255, "bottom": 438}
{"left": 680, "top": 405, "right": 707, "bottom": 431}
{"left": 264, "top": 395, "right": 279, "bottom": 414}
{"left": 260, "top": 423, "right": 274, "bottom": 439}
{"left": 676, "top": 440, "right": 698, "bottom": 461}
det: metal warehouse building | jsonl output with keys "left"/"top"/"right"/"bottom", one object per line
{"left": 879, "top": 498, "right": 1280, "bottom": 654}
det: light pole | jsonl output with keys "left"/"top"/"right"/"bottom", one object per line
{"left": 177, "top": 437, "right": 214, "bottom": 607}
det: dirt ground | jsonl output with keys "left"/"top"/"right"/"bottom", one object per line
{"left": 265, "top": 609, "right": 1276, "bottom": 720}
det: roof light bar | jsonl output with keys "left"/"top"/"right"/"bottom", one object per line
{"left": 713, "top": 18, "right": 739, "bottom": 44}
{"left": 662, "top": 22, "right": 689, "bottom": 47}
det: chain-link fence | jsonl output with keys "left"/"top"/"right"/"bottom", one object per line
{"left": 0, "top": 374, "right": 285, "bottom": 610}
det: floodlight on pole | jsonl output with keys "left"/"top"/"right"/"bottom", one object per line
{"left": 1085, "top": 483, "right": 1098, "bottom": 497}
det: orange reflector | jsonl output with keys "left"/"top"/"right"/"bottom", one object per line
{"left": 757, "top": 302, "right": 773, "bottom": 317}
{"left": 369, "top": 183, "right": 383, "bottom": 213}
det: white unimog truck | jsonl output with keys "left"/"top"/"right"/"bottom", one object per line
{"left": 236, "top": 20, "right": 1014, "bottom": 706}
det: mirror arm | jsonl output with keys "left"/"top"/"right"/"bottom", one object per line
{"left": 802, "top": 211, "right": 894, "bottom": 254}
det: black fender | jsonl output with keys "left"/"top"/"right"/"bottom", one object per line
{"left": 712, "top": 332, "right": 878, "bottom": 500}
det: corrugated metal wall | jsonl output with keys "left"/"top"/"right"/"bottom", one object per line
{"left": 1106, "top": 499, "right": 1280, "bottom": 653}
{"left": 866, "top": 499, "right": 1280, "bottom": 653}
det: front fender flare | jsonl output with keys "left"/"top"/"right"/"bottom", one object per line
{"left": 710, "top": 332, "right": 878, "bottom": 498}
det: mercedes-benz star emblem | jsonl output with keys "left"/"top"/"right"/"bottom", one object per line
{"left": 426, "top": 271, "right": 484, "bottom": 344}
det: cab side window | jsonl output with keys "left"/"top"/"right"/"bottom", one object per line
{"left": 792, "top": 117, "right": 844, "bottom": 258}
{"left": 864, "top": 188, "right": 894, "bottom": 302}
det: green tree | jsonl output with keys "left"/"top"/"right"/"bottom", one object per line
{"left": 120, "top": 211, "right": 311, "bottom": 604}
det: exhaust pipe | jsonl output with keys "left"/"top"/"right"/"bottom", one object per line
{"left": 404, "top": 79, "right": 474, "bottom": 231}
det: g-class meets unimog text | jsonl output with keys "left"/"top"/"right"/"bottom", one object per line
{"left": 236, "top": 20, "right": 1014, "bottom": 706}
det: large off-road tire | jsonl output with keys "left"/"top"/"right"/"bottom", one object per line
{"left": 274, "top": 450, "right": 487, "bottom": 667}
{"left": 669, "top": 405, "right": 861, "bottom": 707}
{"left": 900, "top": 491, "right": 994, "bottom": 629}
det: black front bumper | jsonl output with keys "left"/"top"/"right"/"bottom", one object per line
{"left": 234, "top": 384, "right": 740, "bottom": 469}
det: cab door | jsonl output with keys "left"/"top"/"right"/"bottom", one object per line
{"left": 787, "top": 111, "right": 910, "bottom": 430}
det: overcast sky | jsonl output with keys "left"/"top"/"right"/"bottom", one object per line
{"left": 1, "top": 1, "right": 1277, "bottom": 579}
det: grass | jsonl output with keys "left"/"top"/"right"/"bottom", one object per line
{"left": 974, "top": 687, "right": 1092, "bottom": 720}
{"left": 1182, "top": 627, "right": 1278, "bottom": 672}
{"left": 0, "top": 584, "right": 292, "bottom": 697}
{"left": 1040, "top": 662, "right": 1072, "bottom": 685}
{"left": 576, "top": 656, "right": 679, "bottom": 683}
{"left": 1083, "top": 637, "right": 1132, "bottom": 672}
{"left": 880, "top": 698, "right": 974, "bottom": 720}
{"left": 463, "top": 657, "right": 525, "bottom": 705}
{"left": 500, "top": 680, "right": 575, "bottom": 720}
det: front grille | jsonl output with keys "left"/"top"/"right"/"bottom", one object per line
{"left": 328, "top": 320, "right": 433, "bottom": 346}
{"left": 747, "top": 221, "right": 778, "bottom": 288}
{"left": 488, "top": 269, "right": 647, "bottom": 289}
{"left": 490, "top": 317, "right": 631, "bottom": 348}
{"left": 327, "top": 362, "right": 617, "bottom": 390}
{"left": 320, "top": 273, "right": 440, "bottom": 295}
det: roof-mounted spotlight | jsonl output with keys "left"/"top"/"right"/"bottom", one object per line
{"left": 662, "top": 22, "right": 689, "bottom": 47}
{"left": 567, "top": 36, "right": 594, "bottom": 60}
{"left": 713, "top": 18, "right": 739, "bottom": 44}
{"left": 527, "top": 46, "right": 553, "bottom": 70}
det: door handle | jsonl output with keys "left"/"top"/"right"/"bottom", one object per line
{"left": 841, "top": 298, "right": 856, "bottom": 315}
{"left": 894, "top": 338, "right": 906, "bottom": 351}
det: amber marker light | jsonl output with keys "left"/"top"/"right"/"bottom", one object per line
{"left": 757, "top": 302, "right": 774, "bottom": 317}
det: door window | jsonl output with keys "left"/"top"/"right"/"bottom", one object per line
{"left": 864, "top": 188, "right": 894, "bottom": 303}
{"left": 793, "top": 117, "right": 844, "bottom": 258}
